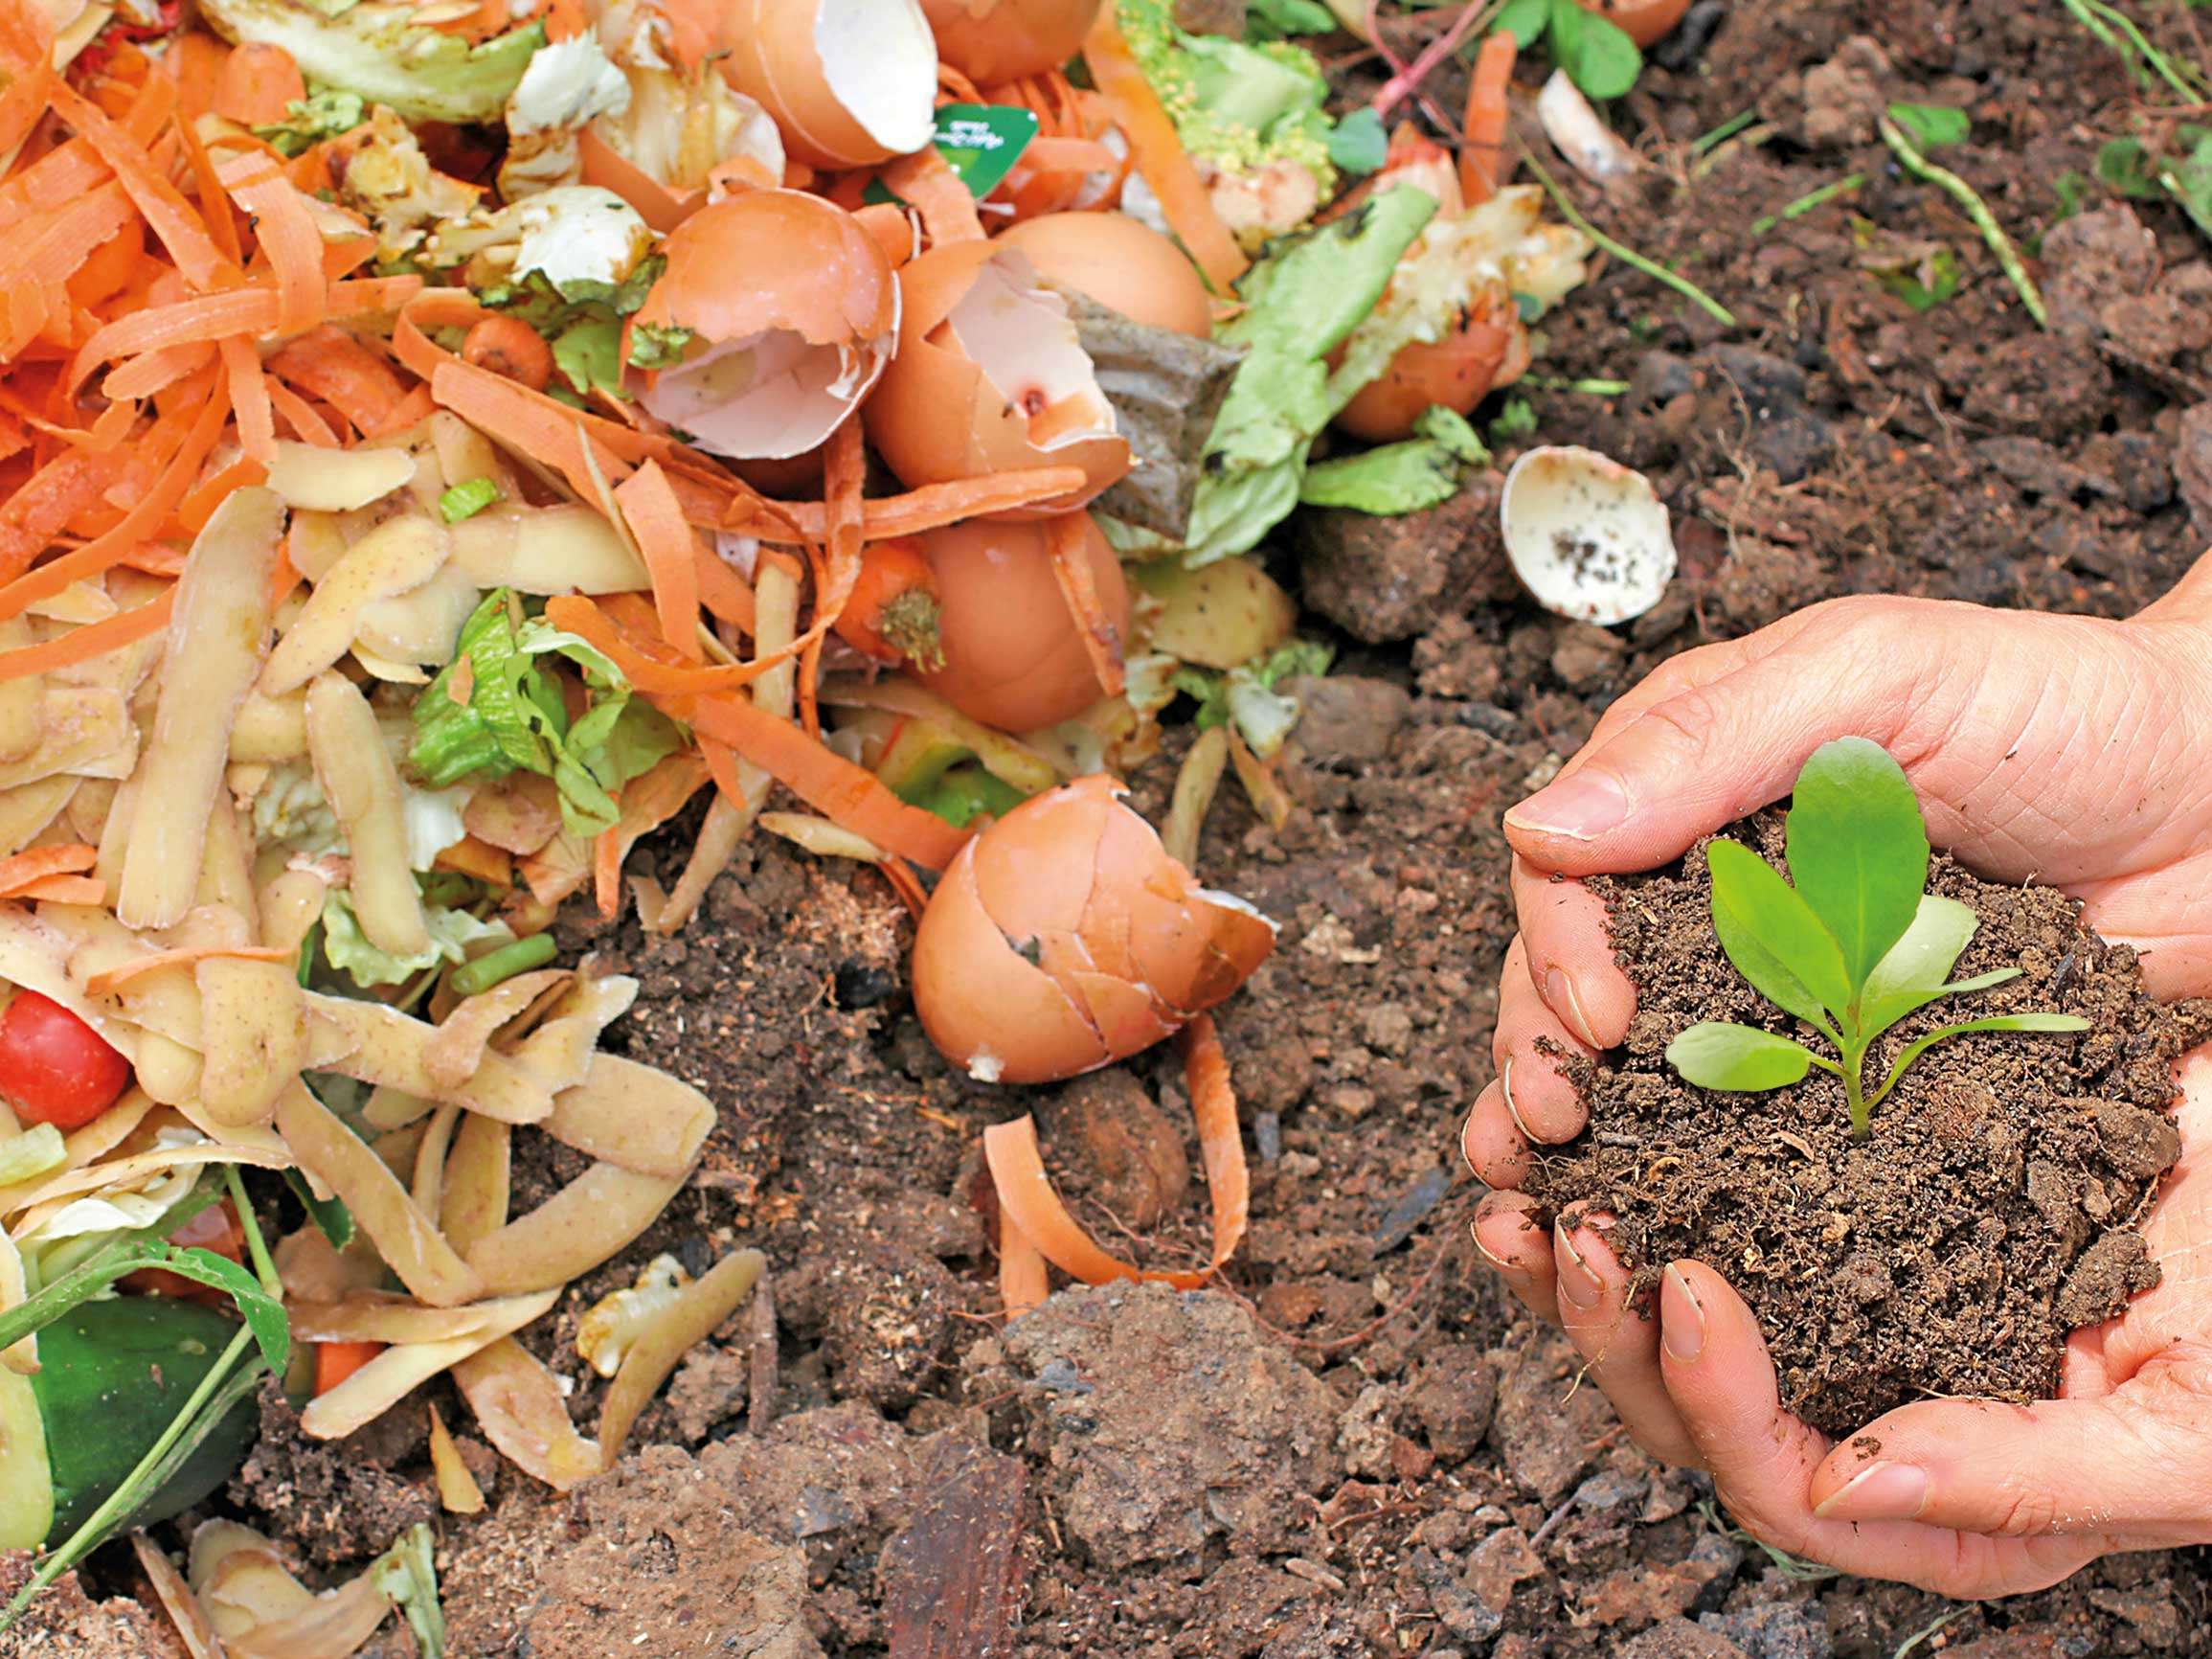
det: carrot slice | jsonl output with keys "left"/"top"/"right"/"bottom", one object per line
{"left": 69, "top": 277, "right": 421, "bottom": 396}
{"left": 721, "top": 467, "right": 1089, "bottom": 544}
{"left": 983, "top": 1012, "right": 1249, "bottom": 1293}
{"left": 0, "top": 587, "right": 173, "bottom": 680}
{"left": 1081, "top": 8, "right": 1247, "bottom": 292}
{"left": 693, "top": 543, "right": 757, "bottom": 633}
{"left": 12, "top": 875, "right": 105, "bottom": 904}
{"left": 676, "top": 692, "right": 968, "bottom": 870}
{"left": 1460, "top": 32, "right": 1517, "bottom": 205}
{"left": 217, "top": 147, "right": 326, "bottom": 336}
{"left": 84, "top": 943, "right": 294, "bottom": 997}
{"left": 0, "top": 844, "right": 95, "bottom": 888}
{"left": 1046, "top": 511, "right": 1125, "bottom": 698}
{"left": 613, "top": 461, "right": 704, "bottom": 663}
{"left": 221, "top": 334, "right": 278, "bottom": 465}
{"left": 214, "top": 42, "right": 305, "bottom": 128}
{"left": 542, "top": 595, "right": 789, "bottom": 695}
{"left": 45, "top": 81, "right": 231, "bottom": 292}
{"left": 315, "top": 1340, "right": 384, "bottom": 1396}
{"left": 4, "top": 182, "right": 134, "bottom": 288}
{"left": 593, "top": 828, "right": 621, "bottom": 921}
{"left": 999, "top": 1206, "right": 1050, "bottom": 1319}
{"left": 267, "top": 377, "right": 339, "bottom": 445}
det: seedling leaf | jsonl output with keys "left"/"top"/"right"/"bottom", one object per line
{"left": 1785, "top": 738, "right": 1928, "bottom": 995}
{"left": 1861, "top": 966, "right": 2021, "bottom": 1047}
{"left": 1493, "top": 0, "right": 1553, "bottom": 49}
{"left": 1868, "top": 1012, "right": 2089, "bottom": 1108}
{"left": 1862, "top": 894, "right": 1977, "bottom": 999}
{"left": 1886, "top": 102, "right": 1970, "bottom": 148}
{"left": 1666, "top": 1023, "right": 1817, "bottom": 1091}
{"left": 1548, "top": 3, "right": 1641, "bottom": 101}
{"left": 1706, "top": 840, "right": 1848, "bottom": 1034}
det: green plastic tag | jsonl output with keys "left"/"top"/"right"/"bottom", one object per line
{"left": 866, "top": 103, "right": 1040, "bottom": 206}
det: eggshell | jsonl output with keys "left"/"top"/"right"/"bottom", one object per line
{"left": 912, "top": 775, "right": 1275, "bottom": 1083}
{"left": 1500, "top": 444, "right": 1677, "bottom": 625}
{"left": 1568, "top": 0, "right": 1691, "bottom": 49}
{"left": 1335, "top": 291, "right": 1528, "bottom": 443}
{"left": 920, "top": 0, "right": 1102, "bottom": 88}
{"left": 631, "top": 191, "right": 898, "bottom": 461}
{"left": 864, "top": 241, "right": 1130, "bottom": 514}
{"left": 914, "top": 513, "right": 1128, "bottom": 732}
{"left": 719, "top": 0, "right": 938, "bottom": 170}
{"left": 996, "top": 212, "right": 1213, "bottom": 338}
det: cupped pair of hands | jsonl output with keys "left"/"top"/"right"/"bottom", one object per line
{"left": 1464, "top": 561, "right": 2212, "bottom": 1598}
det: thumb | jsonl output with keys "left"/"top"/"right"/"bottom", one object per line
{"left": 1503, "top": 602, "right": 1966, "bottom": 877}
{"left": 1807, "top": 1390, "right": 2212, "bottom": 1542}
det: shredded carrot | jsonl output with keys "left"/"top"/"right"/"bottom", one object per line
{"left": 70, "top": 277, "right": 421, "bottom": 397}
{"left": 1081, "top": 8, "right": 1248, "bottom": 292}
{"left": 1460, "top": 32, "right": 1517, "bottom": 205}
{"left": 983, "top": 1012, "right": 1248, "bottom": 1294}
{"left": 45, "top": 80, "right": 232, "bottom": 293}
{"left": 0, "top": 844, "right": 95, "bottom": 892}
{"left": 613, "top": 461, "right": 705, "bottom": 662}
{"left": 4, "top": 181, "right": 134, "bottom": 288}
{"left": 217, "top": 148, "right": 326, "bottom": 337}
{"left": 677, "top": 692, "right": 969, "bottom": 871}
{"left": 878, "top": 856, "right": 930, "bottom": 921}
{"left": 879, "top": 148, "right": 984, "bottom": 246}
{"left": 263, "top": 324, "right": 408, "bottom": 436}
{"left": 84, "top": 942, "right": 294, "bottom": 997}
{"left": 315, "top": 1340, "right": 384, "bottom": 1396}
{"left": 220, "top": 334, "right": 278, "bottom": 465}
{"left": 431, "top": 360, "right": 634, "bottom": 503}
{"left": 1046, "top": 511, "right": 1125, "bottom": 698}
{"left": 0, "top": 587, "right": 174, "bottom": 681}
{"left": 267, "top": 377, "right": 339, "bottom": 445}
{"left": 543, "top": 595, "right": 788, "bottom": 694}
{"left": 999, "top": 1207, "right": 1050, "bottom": 1319}
{"left": 12, "top": 875, "right": 105, "bottom": 904}
{"left": 171, "top": 98, "right": 244, "bottom": 267}
{"left": 214, "top": 42, "right": 305, "bottom": 128}
{"left": 692, "top": 543, "right": 756, "bottom": 634}
{"left": 721, "top": 466, "right": 1089, "bottom": 544}
{"left": 593, "top": 828, "right": 621, "bottom": 921}
{"left": 175, "top": 456, "right": 269, "bottom": 535}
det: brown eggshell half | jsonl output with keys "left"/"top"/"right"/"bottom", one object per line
{"left": 912, "top": 775, "right": 1275, "bottom": 1083}
{"left": 631, "top": 191, "right": 898, "bottom": 461}
{"left": 1335, "top": 292, "right": 1528, "bottom": 443}
{"left": 996, "top": 212, "right": 1213, "bottom": 339}
{"left": 863, "top": 240, "right": 1130, "bottom": 515}
{"left": 1567, "top": 0, "right": 1691, "bottom": 49}
{"left": 914, "top": 513, "right": 1128, "bottom": 733}
{"left": 719, "top": 0, "right": 938, "bottom": 170}
{"left": 920, "top": 0, "right": 1102, "bottom": 89}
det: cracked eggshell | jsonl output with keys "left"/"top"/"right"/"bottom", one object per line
{"left": 919, "top": 0, "right": 1101, "bottom": 90}
{"left": 864, "top": 241, "right": 1131, "bottom": 516}
{"left": 1566, "top": 0, "right": 1691, "bottom": 48}
{"left": 911, "top": 775, "right": 1275, "bottom": 1084}
{"left": 718, "top": 0, "right": 938, "bottom": 170}
{"left": 629, "top": 190, "right": 897, "bottom": 461}
{"left": 996, "top": 211, "right": 1213, "bottom": 339}
{"left": 914, "top": 513, "right": 1128, "bottom": 732}
{"left": 1501, "top": 444, "right": 1677, "bottom": 625}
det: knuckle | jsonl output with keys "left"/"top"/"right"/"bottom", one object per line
{"left": 1989, "top": 1481, "right": 2064, "bottom": 1538}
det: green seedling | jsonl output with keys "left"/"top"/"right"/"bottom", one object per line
{"left": 1666, "top": 738, "right": 2088, "bottom": 1137}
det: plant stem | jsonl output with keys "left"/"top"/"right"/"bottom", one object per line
{"left": 1877, "top": 118, "right": 2048, "bottom": 329}
{"left": 1518, "top": 148, "right": 1739, "bottom": 327}
{"left": 224, "top": 1164, "right": 282, "bottom": 1298}
{"left": 1524, "top": 375, "right": 1633, "bottom": 394}
{"left": 1690, "top": 108, "right": 1758, "bottom": 155}
{"left": 1751, "top": 171, "right": 1864, "bottom": 236}
{"left": 2060, "top": 0, "right": 2206, "bottom": 101}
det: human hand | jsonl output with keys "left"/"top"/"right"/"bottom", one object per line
{"left": 1462, "top": 561, "right": 2212, "bottom": 1593}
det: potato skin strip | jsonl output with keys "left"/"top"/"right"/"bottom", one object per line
{"left": 464, "top": 1163, "right": 694, "bottom": 1298}
{"left": 196, "top": 955, "right": 306, "bottom": 1128}
{"left": 305, "top": 671, "right": 431, "bottom": 958}
{"left": 274, "top": 1081, "right": 484, "bottom": 1309}
{"left": 983, "top": 1013, "right": 1249, "bottom": 1295}
{"left": 83, "top": 943, "right": 293, "bottom": 997}
{"left": 117, "top": 486, "right": 282, "bottom": 930}
{"left": 428, "top": 1403, "right": 486, "bottom": 1514}
{"left": 304, "top": 994, "right": 554, "bottom": 1125}
{"left": 299, "top": 1288, "right": 557, "bottom": 1441}
{"left": 597, "top": 1249, "right": 764, "bottom": 1468}
{"left": 452, "top": 1336, "right": 603, "bottom": 1490}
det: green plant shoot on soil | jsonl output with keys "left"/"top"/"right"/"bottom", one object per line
{"left": 1665, "top": 738, "right": 2089, "bottom": 1136}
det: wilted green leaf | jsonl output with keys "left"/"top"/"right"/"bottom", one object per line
{"left": 1327, "top": 107, "right": 1388, "bottom": 175}
{"left": 1549, "top": 3, "right": 1640, "bottom": 101}
{"left": 1492, "top": 0, "right": 1552, "bottom": 49}
{"left": 1886, "top": 102, "right": 1970, "bottom": 148}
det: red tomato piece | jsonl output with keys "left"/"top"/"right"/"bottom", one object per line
{"left": 0, "top": 989, "right": 131, "bottom": 1129}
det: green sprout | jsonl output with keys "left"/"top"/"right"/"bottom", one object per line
{"left": 1665, "top": 738, "right": 2089, "bottom": 1138}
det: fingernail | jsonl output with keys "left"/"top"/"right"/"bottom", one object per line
{"left": 1470, "top": 1227, "right": 1524, "bottom": 1279}
{"left": 1500, "top": 1057, "right": 1537, "bottom": 1142}
{"left": 1556, "top": 1221, "right": 1603, "bottom": 1309}
{"left": 1505, "top": 770, "right": 1632, "bottom": 843}
{"left": 1544, "top": 967, "right": 1601, "bottom": 1048}
{"left": 1661, "top": 1264, "right": 1706, "bottom": 1364}
{"left": 1813, "top": 1461, "right": 1930, "bottom": 1523}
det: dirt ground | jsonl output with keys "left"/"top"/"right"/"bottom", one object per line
{"left": 35, "top": 0, "right": 2212, "bottom": 1653}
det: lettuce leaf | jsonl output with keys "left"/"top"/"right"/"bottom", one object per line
{"left": 1298, "top": 406, "right": 1490, "bottom": 514}
{"left": 320, "top": 889, "right": 511, "bottom": 989}
{"left": 1183, "top": 187, "right": 1437, "bottom": 565}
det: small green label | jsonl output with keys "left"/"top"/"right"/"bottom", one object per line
{"left": 866, "top": 103, "right": 1041, "bottom": 207}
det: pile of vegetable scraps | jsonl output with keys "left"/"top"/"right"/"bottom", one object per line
{"left": 0, "top": 0, "right": 1595, "bottom": 1642}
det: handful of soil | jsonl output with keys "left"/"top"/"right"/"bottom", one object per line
{"left": 1526, "top": 814, "right": 2210, "bottom": 1438}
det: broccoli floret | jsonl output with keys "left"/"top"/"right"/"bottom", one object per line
{"left": 198, "top": 0, "right": 544, "bottom": 125}
{"left": 1117, "top": 0, "right": 1337, "bottom": 197}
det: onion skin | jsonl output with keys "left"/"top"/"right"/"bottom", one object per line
{"left": 912, "top": 776, "right": 1275, "bottom": 1083}
{"left": 1568, "top": 0, "right": 1690, "bottom": 48}
{"left": 1335, "top": 293, "right": 1527, "bottom": 443}
{"left": 920, "top": 0, "right": 1101, "bottom": 86}
{"left": 864, "top": 240, "right": 1130, "bottom": 515}
{"left": 996, "top": 213, "right": 1213, "bottom": 338}
{"left": 914, "top": 514, "right": 1128, "bottom": 731}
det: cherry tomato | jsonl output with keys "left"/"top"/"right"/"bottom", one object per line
{"left": 121, "top": 1202, "right": 245, "bottom": 1302}
{"left": 0, "top": 990, "right": 131, "bottom": 1129}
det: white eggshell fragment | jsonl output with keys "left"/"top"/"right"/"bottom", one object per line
{"left": 1500, "top": 445, "right": 1677, "bottom": 625}
{"left": 1536, "top": 70, "right": 1640, "bottom": 183}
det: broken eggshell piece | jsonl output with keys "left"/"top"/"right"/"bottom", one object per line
{"left": 912, "top": 775, "right": 1275, "bottom": 1084}
{"left": 628, "top": 189, "right": 897, "bottom": 461}
{"left": 865, "top": 242, "right": 1131, "bottom": 515}
{"left": 1500, "top": 445, "right": 1678, "bottom": 625}
{"left": 718, "top": 0, "right": 938, "bottom": 171}
{"left": 918, "top": 0, "right": 1101, "bottom": 89}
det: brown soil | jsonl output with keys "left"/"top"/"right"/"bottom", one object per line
{"left": 1524, "top": 825, "right": 2208, "bottom": 1436}
{"left": 20, "top": 0, "right": 2212, "bottom": 1654}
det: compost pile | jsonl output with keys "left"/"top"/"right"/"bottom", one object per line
{"left": 1, "top": 0, "right": 2210, "bottom": 1654}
